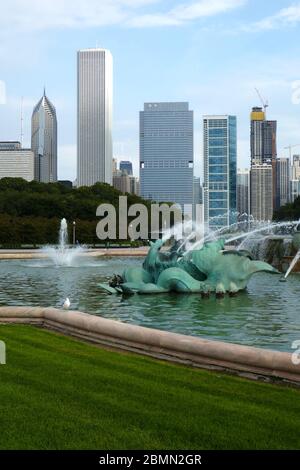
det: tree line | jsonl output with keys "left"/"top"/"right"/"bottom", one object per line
{"left": 273, "top": 197, "right": 300, "bottom": 222}
{"left": 0, "top": 178, "right": 152, "bottom": 246}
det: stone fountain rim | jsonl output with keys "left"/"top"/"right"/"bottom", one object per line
{"left": 0, "top": 306, "right": 299, "bottom": 386}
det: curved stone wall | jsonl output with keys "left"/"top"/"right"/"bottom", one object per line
{"left": 0, "top": 306, "right": 299, "bottom": 385}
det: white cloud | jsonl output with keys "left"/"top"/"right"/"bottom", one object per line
{"left": 244, "top": 2, "right": 300, "bottom": 32}
{"left": 171, "top": 0, "right": 245, "bottom": 21}
{"left": 129, "top": 0, "right": 246, "bottom": 27}
{"left": 0, "top": 0, "right": 247, "bottom": 32}
{"left": 0, "top": 0, "right": 157, "bottom": 32}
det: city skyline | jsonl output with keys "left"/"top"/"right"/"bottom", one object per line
{"left": 0, "top": 1, "right": 300, "bottom": 181}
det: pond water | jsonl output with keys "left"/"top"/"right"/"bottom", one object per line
{"left": 0, "top": 256, "right": 299, "bottom": 353}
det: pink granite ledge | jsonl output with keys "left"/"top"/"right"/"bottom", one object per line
{"left": 0, "top": 306, "right": 299, "bottom": 385}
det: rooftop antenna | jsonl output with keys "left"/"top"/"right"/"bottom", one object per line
{"left": 255, "top": 88, "right": 269, "bottom": 116}
{"left": 20, "top": 96, "right": 24, "bottom": 148}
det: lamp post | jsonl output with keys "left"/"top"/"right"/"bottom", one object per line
{"left": 73, "top": 221, "right": 76, "bottom": 245}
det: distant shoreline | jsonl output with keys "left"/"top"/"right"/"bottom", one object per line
{"left": 0, "top": 247, "right": 149, "bottom": 259}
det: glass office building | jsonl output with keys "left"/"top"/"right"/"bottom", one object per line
{"left": 140, "top": 102, "right": 194, "bottom": 212}
{"left": 120, "top": 161, "right": 133, "bottom": 176}
{"left": 203, "top": 115, "right": 237, "bottom": 230}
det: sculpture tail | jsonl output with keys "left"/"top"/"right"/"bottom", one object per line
{"left": 250, "top": 261, "right": 279, "bottom": 274}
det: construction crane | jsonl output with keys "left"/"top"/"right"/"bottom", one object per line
{"left": 284, "top": 144, "right": 300, "bottom": 161}
{"left": 255, "top": 88, "right": 269, "bottom": 115}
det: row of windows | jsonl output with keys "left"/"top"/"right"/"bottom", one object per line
{"left": 209, "top": 209, "right": 228, "bottom": 218}
{"left": 141, "top": 160, "right": 193, "bottom": 169}
{"left": 207, "top": 120, "right": 228, "bottom": 127}
{"left": 209, "top": 165, "right": 228, "bottom": 174}
{"left": 209, "top": 200, "right": 228, "bottom": 209}
{"left": 208, "top": 138, "right": 227, "bottom": 147}
{"left": 208, "top": 157, "right": 228, "bottom": 165}
{"left": 142, "top": 131, "right": 192, "bottom": 137}
{"left": 209, "top": 174, "right": 228, "bottom": 183}
{"left": 209, "top": 129, "right": 227, "bottom": 137}
{"left": 206, "top": 148, "right": 227, "bottom": 156}
{"left": 209, "top": 192, "right": 228, "bottom": 201}
{"left": 208, "top": 183, "right": 228, "bottom": 190}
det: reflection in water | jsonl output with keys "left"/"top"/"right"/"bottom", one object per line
{"left": 0, "top": 257, "right": 299, "bottom": 352}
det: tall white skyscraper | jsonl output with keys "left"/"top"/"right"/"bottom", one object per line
{"left": 77, "top": 48, "right": 113, "bottom": 186}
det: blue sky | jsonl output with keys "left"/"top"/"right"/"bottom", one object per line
{"left": 1, "top": 0, "right": 300, "bottom": 180}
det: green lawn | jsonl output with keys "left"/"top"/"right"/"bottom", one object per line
{"left": 0, "top": 324, "right": 299, "bottom": 450}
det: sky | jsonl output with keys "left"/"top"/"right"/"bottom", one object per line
{"left": 0, "top": 0, "right": 300, "bottom": 181}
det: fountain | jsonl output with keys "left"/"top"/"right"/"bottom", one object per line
{"left": 98, "top": 216, "right": 300, "bottom": 296}
{"left": 43, "top": 218, "right": 84, "bottom": 267}
{"left": 284, "top": 232, "right": 300, "bottom": 279}
{"left": 99, "top": 235, "right": 278, "bottom": 296}
{"left": 284, "top": 250, "right": 300, "bottom": 279}
{"left": 1, "top": 216, "right": 300, "bottom": 352}
{"left": 234, "top": 221, "right": 300, "bottom": 274}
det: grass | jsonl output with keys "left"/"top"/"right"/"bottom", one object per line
{"left": 0, "top": 324, "right": 300, "bottom": 450}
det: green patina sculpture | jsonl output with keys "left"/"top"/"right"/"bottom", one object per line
{"left": 100, "top": 238, "right": 278, "bottom": 296}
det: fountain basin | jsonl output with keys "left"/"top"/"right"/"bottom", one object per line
{"left": 0, "top": 256, "right": 299, "bottom": 353}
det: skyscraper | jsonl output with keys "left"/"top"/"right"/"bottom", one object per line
{"left": 140, "top": 102, "right": 194, "bottom": 211}
{"left": 112, "top": 170, "right": 130, "bottom": 194}
{"left": 250, "top": 106, "right": 277, "bottom": 220}
{"left": 193, "top": 176, "right": 203, "bottom": 206}
{"left": 237, "top": 169, "right": 250, "bottom": 217}
{"left": 77, "top": 48, "right": 113, "bottom": 187}
{"left": 275, "top": 158, "right": 290, "bottom": 209}
{"left": 203, "top": 115, "right": 237, "bottom": 230}
{"left": 129, "top": 176, "right": 140, "bottom": 196}
{"left": 290, "top": 179, "right": 300, "bottom": 203}
{"left": 250, "top": 164, "right": 273, "bottom": 221}
{"left": 31, "top": 90, "right": 57, "bottom": 182}
{"left": 291, "top": 155, "right": 300, "bottom": 180}
{"left": 250, "top": 107, "right": 277, "bottom": 165}
{"left": 0, "top": 144, "right": 34, "bottom": 181}
{"left": 120, "top": 161, "right": 133, "bottom": 176}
